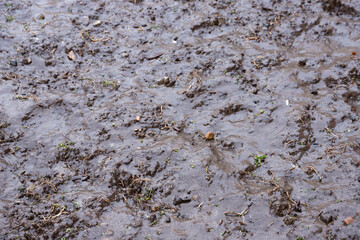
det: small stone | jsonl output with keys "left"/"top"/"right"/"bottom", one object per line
{"left": 39, "top": 14, "right": 45, "bottom": 20}
{"left": 104, "top": 230, "right": 114, "bottom": 237}
{"left": 122, "top": 52, "right": 129, "bottom": 58}
{"left": 136, "top": 116, "right": 141, "bottom": 122}
{"left": 344, "top": 216, "right": 354, "bottom": 225}
{"left": 204, "top": 131, "right": 214, "bottom": 140}
{"left": 173, "top": 195, "right": 191, "bottom": 206}
{"left": 319, "top": 212, "right": 334, "bottom": 224}
{"left": 133, "top": 219, "right": 142, "bottom": 228}
{"left": 45, "top": 60, "right": 55, "bottom": 66}
{"left": 21, "top": 58, "right": 32, "bottom": 65}
{"left": 284, "top": 216, "right": 296, "bottom": 225}
{"left": 9, "top": 60, "right": 17, "bottom": 67}
{"left": 93, "top": 20, "right": 102, "bottom": 27}
{"left": 162, "top": 77, "right": 170, "bottom": 84}
{"left": 68, "top": 50, "right": 76, "bottom": 61}
{"left": 298, "top": 60, "right": 307, "bottom": 67}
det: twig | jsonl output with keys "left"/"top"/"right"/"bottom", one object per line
{"left": 325, "top": 127, "right": 339, "bottom": 139}
{"left": 46, "top": 182, "right": 57, "bottom": 192}
{"left": 286, "top": 191, "right": 296, "bottom": 204}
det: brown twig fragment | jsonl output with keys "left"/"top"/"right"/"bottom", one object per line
{"left": 47, "top": 182, "right": 58, "bottom": 192}
{"left": 306, "top": 165, "right": 318, "bottom": 175}
{"left": 324, "top": 127, "right": 339, "bottom": 139}
{"left": 90, "top": 36, "right": 110, "bottom": 42}
{"left": 286, "top": 191, "right": 296, "bottom": 204}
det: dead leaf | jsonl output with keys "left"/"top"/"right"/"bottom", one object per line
{"left": 344, "top": 216, "right": 354, "bottom": 225}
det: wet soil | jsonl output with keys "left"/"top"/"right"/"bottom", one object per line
{"left": 1, "top": 0, "right": 360, "bottom": 239}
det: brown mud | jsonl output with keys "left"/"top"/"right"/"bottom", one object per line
{"left": 0, "top": 0, "right": 360, "bottom": 239}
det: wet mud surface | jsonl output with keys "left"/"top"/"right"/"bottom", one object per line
{"left": 1, "top": 0, "right": 360, "bottom": 239}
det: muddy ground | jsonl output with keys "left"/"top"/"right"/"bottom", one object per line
{"left": 0, "top": 0, "right": 360, "bottom": 239}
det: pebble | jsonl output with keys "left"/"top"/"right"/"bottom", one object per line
{"left": 93, "top": 20, "right": 102, "bottom": 27}
{"left": 9, "top": 60, "right": 17, "bottom": 67}
{"left": 204, "top": 131, "right": 214, "bottom": 140}
{"left": 122, "top": 52, "right": 129, "bottom": 58}
{"left": 21, "top": 58, "right": 32, "bottom": 65}
{"left": 104, "top": 230, "right": 114, "bottom": 237}
{"left": 68, "top": 50, "right": 76, "bottom": 61}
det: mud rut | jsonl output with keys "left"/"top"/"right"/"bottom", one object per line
{"left": 0, "top": 0, "right": 360, "bottom": 239}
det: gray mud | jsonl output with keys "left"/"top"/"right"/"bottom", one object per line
{"left": 0, "top": 0, "right": 360, "bottom": 239}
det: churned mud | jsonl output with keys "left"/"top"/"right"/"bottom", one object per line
{"left": 0, "top": 0, "right": 359, "bottom": 239}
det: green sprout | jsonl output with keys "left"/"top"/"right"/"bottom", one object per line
{"left": 254, "top": 110, "right": 265, "bottom": 117}
{"left": 145, "top": 187, "right": 152, "bottom": 201}
{"left": 7, "top": 15, "right": 15, "bottom": 22}
{"left": 253, "top": 154, "right": 266, "bottom": 167}
{"left": 57, "top": 141, "right": 75, "bottom": 149}
{"left": 103, "top": 80, "right": 118, "bottom": 89}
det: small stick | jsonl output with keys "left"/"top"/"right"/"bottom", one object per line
{"left": 286, "top": 191, "right": 296, "bottom": 204}
{"left": 325, "top": 127, "right": 339, "bottom": 139}
{"left": 47, "top": 182, "right": 58, "bottom": 192}
{"left": 50, "top": 207, "right": 65, "bottom": 220}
